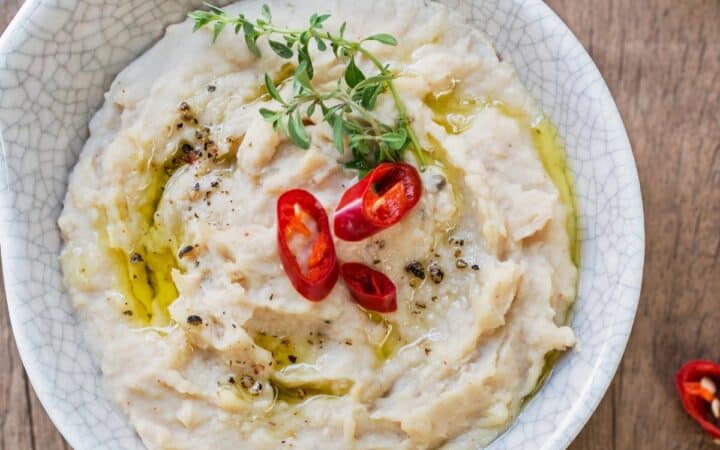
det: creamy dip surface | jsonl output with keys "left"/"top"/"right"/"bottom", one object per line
{"left": 59, "top": 0, "right": 578, "bottom": 448}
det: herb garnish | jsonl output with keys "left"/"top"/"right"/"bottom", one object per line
{"left": 189, "top": 3, "right": 427, "bottom": 176}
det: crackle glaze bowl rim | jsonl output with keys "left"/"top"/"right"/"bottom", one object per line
{"left": 0, "top": 0, "right": 644, "bottom": 449}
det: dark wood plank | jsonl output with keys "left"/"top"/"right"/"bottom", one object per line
{"left": 544, "top": 0, "right": 720, "bottom": 449}
{"left": 28, "top": 391, "right": 69, "bottom": 450}
{"left": 0, "top": 0, "right": 718, "bottom": 449}
{"left": 0, "top": 266, "right": 34, "bottom": 450}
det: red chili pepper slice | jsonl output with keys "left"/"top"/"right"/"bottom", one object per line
{"left": 277, "top": 189, "right": 339, "bottom": 301}
{"left": 340, "top": 262, "right": 397, "bottom": 313}
{"left": 334, "top": 163, "right": 422, "bottom": 241}
{"left": 676, "top": 360, "right": 720, "bottom": 439}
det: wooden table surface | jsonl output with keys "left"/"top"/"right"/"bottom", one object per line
{"left": 1, "top": 0, "right": 718, "bottom": 449}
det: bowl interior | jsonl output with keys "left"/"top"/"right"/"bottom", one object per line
{"left": 0, "top": 1, "right": 644, "bottom": 449}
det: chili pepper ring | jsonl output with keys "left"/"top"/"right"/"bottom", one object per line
{"left": 277, "top": 189, "right": 339, "bottom": 301}
{"left": 334, "top": 163, "right": 423, "bottom": 241}
{"left": 676, "top": 360, "right": 720, "bottom": 439}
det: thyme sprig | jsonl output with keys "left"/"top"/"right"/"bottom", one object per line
{"left": 189, "top": 3, "right": 427, "bottom": 175}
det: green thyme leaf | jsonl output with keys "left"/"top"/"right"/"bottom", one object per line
{"left": 332, "top": 115, "right": 345, "bottom": 153}
{"left": 293, "top": 61, "right": 313, "bottom": 91}
{"left": 269, "top": 40, "right": 293, "bottom": 58}
{"left": 288, "top": 110, "right": 310, "bottom": 149}
{"left": 259, "top": 107, "right": 279, "bottom": 120}
{"left": 204, "top": 3, "right": 225, "bottom": 15}
{"left": 212, "top": 22, "right": 226, "bottom": 43}
{"left": 261, "top": 4, "right": 271, "bottom": 22}
{"left": 264, "top": 73, "right": 285, "bottom": 104}
{"left": 382, "top": 129, "right": 407, "bottom": 150}
{"left": 306, "top": 101, "right": 316, "bottom": 117}
{"left": 344, "top": 58, "right": 365, "bottom": 88}
{"left": 309, "top": 13, "right": 331, "bottom": 28}
{"left": 361, "top": 84, "right": 382, "bottom": 109}
{"left": 243, "top": 22, "right": 261, "bottom": 56}
{"left": 353, "top": 74, "right": 392, "bottom": 91}
{"left": 297, "top": 47, "right": 313, "bottom": 79}
{"left": 364, "top": 33, "right": 398, "bottom": 46}
{"left": 189, "top": 11, "right": 213, "bottom": 32}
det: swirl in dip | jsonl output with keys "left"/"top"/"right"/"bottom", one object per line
{"left": 59, "top": 0, "right": 578, "bottom": 448}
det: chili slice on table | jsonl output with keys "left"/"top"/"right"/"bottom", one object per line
{"left": 334, "top": 163, "right": 422, "bottom": 241}
{"left": 277, "top": 189, "right": 339, "bottom": 301}
{"left": 340, "top": 262, "right": 397, "bottom": 313}
{"left": 676, "top": 360, "right": 720, "bottom": 439}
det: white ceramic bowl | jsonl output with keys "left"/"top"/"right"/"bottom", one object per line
{"left": 0, "top": 1, "right": 644, "bottom": 449}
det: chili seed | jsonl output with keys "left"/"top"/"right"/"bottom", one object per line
{"left": 456, "top": 259, "right": 468, "bottom": 269}
{"left": 454, "top": 249, "right": 462, "bottom": 258}
{"left": 405, "top": 261, "right": 425, "bottom": 280}
{"left": 428, "top": 263, "right": 444, "bottom": 284}
{"left": 701, "top": 376, "right": 717, "bottom": 395}
{"left": 186, "top": 315, "right": 203, "bottom": 325}
{"left": 713, "top": 398, "right": 720, "bottom": 419}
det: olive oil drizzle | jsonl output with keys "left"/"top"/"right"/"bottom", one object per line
{"left": 113, "top": 152, "right": 188, "bottom": 326}
{"left": 271, "top": 378, "right": 352, "bottom": 404}
{"left": 424, "top": 86, "right": 580, "bottom": 266}
{"left": 113, "top": 62, "right": 297, "bottom": 326}
{"left": 423, "top": 84, "right": 581, "bottom": 408}
{"left": 365, "top": 311, "right": 405, "bottom": 361}
{"left": 252, "top": 332, "right": 314, "bottom": 371}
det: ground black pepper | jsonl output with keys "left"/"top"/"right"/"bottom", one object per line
{"left": 178, "top": 245, "right": 194, "bottom": 259}
{"left": 187, "top": 315, "right": 203, "bottom": 325}
{"left": 428, "top": 263, "right": 444, "bottom": 284}
{"left": 405, "top": 261, "right": 425, "bottom": 279}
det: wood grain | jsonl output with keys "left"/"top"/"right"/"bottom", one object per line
{"left": 0, "top": 0, "right": 718, "bottom": 449}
